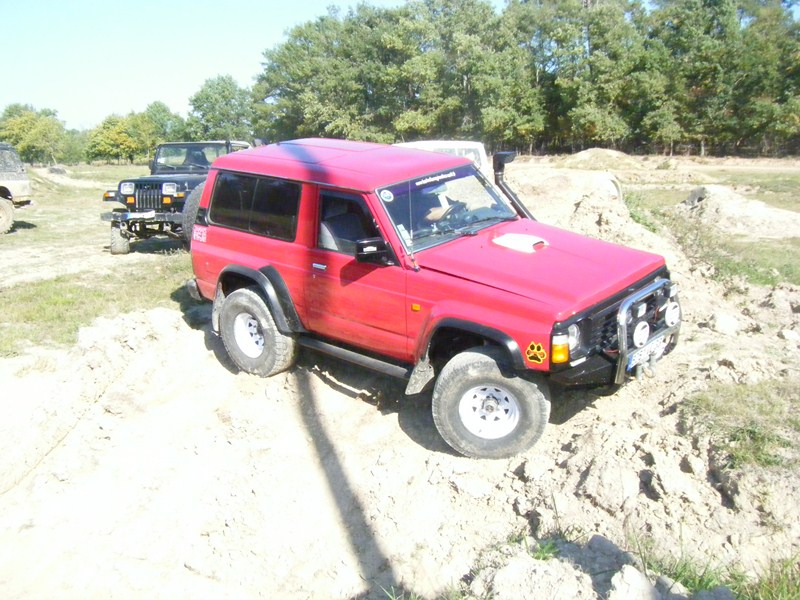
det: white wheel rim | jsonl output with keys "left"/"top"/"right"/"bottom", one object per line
{"left": 458, "top": 385, "right": 520, "bottom": 440}
{"left": 233, "top": 312, "right": 264, "bottom": 358}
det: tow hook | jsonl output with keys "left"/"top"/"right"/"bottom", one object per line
{"left": 634, "top": 355, "right": 658, "bottom": 379}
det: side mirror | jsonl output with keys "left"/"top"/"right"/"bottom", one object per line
{"left": 356, "top": 237, "right": 392, "bottom": 265}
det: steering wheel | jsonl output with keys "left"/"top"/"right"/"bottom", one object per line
{"left": 438, "top": 200, "right": 467, "bottom": 224}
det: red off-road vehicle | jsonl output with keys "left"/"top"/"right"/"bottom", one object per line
{"left": 186, "top": 138, "right": 681, "bottom": 459}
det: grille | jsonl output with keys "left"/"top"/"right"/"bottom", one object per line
{"left": 587, "top": 290, "right": 661, "bottom": 353}
{"left": 134, "top": 183, "right": 161, "bottom": 210}
{"left": 589, "top": 307, "right": 619, "bottom": 351}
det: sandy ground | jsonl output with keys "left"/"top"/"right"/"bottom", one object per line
{"left": 0, "top": 155, "right": 798, "bottom": 599}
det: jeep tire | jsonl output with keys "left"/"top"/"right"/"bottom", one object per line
{"left": 219, "top": 286, "right": 297, "bottom": 377}
{"left": 182, "top": 182, "right": 205, "bottom": 245}
{"left": 0, "top": 199, "right": 13, "bottom": 235}
{"left": 110, "top": 223, "right": 130, "bottom": 255}
{"left": 432, "top": 347, "right": 550, "bottom": 459}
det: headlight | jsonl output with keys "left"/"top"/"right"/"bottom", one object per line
{"left": 567, "top": 323, "right": 581, "bottom": 351}
{"left": 162, "top": 182, "right": 178, "bottom": 195}
{"left": 664, "top": 301, "right": 681, "bottom": 327}
{"left": 632, "top": 321, "right": 650, "bottom": 348}
{"left": 120, "top": 182, "right": 135, "bottom": 195}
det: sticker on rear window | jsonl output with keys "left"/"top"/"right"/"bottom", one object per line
{"left": 380, "top": 189, "right": 394, "bottom": 203}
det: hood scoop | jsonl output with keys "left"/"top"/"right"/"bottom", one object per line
{"left": 492, "top": 233, "right": 548, "bottom": 254}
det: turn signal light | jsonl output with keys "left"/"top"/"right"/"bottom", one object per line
{"left": 551, "top": 334, "right": 569, "bottom": 364}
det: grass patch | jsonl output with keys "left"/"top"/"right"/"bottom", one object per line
{"left": 68, "top": 163, "right": 146, "bottom": 183}
{"left": 624, "top": 192, "right": 665, "bottom": 233}
{"left": 682, "top": 379, "right": 800, "bottom": 469}
{"left": 649, "top": 205, "right": 800, "bottom": 286}
{"left": 635, "top": 537, "right": 800, "bottom": 600}
{"left": 0, "top": 251, "right": 195, "bottom": 357}
{"left": 705, "top": 170, "right": 800, "bottom": 213}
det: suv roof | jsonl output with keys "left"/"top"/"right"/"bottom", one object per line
{"left": 211, "top": 138, "right": 472, "bottom": 192}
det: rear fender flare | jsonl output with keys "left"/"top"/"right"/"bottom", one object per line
{"left": 212, "top": 265, "right": 304, "bottom": 335}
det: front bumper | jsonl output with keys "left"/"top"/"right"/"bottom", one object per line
{"left": 550, "top": 278, "right": 681, "bottom": 387}
{"left": 101, "top": 210, "right": 183, "bottom": 224}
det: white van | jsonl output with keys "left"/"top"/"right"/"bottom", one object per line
{"left": 394, "top": 140, "right": 491, "bottom": 176}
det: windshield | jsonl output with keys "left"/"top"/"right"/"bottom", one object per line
{"left": 377, "top": 165, "right": 517, "bottom": 252}
{"left": 0, "top": 148, "right": 24, "bottom": 173}
{"left": 152, "top": 144, "right": 231, "bottom": 173}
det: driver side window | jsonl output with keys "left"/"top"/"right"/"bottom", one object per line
{"left": 317, "top": 192, "right": 379, "bottom": 254}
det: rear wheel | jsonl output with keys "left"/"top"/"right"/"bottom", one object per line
{"left": 110, "top": 223, "right": 130, "bottom": 254}
{"left": 432, "top": 347, "right": 550, "bottom": 459}
{"left": 219, "top": 287, "right": 297, "bottom": 377}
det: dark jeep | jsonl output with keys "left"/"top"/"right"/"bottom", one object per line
{"left": 101, "top": 141, "right": 249, "bottom": 254}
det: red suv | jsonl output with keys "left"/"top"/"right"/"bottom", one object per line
{"left": 187, "top": 138, "right": 681, "bottom": 459}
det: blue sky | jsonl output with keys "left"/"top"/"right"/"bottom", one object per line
{"left": 1, "top": 0, "right": 505, "bottom": 130}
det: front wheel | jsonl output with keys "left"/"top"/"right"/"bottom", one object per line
{"left": 0, "top": 198, "right": 14, "bottom": 235}
{"left": 110, "top": 223, "right": 130, "bottom": 254}
{"left": 219, "top": 287, "right": 297, "bottom": 377}
{"left": 432, "top": 347, "right": 550, "bottom": 459}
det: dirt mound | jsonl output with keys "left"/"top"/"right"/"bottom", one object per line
{"left": 678, "top": 185, "right": 800, "bottom": 239}
{"left": 557, "top": 148, "right": 643, "bottom": 171}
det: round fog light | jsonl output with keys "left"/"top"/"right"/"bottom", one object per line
{"left": 632, "top": 321, "right": 650, "bottom": 348}
{"left": 664, "top": 301, "right": 681, "bottom": 327}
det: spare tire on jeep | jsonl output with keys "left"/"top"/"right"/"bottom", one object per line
{"left": 182, "top": 182, "right": 205, "bottom": 244}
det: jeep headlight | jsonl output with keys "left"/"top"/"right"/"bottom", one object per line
{"left": 162, "top": 182, "right": 177, "bottom": 195}
{"left": 120, "top": 182, "right": 135, "bottom": 195}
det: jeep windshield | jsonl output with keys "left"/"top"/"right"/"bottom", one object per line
{"left": 378, "top": 164, "right": 517, "bottom": 252}
{"left": 151, "top": 143, "right": 230, "bottom": 174}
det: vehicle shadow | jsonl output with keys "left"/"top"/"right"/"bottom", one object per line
{"left": 298, "top": 349, "right": 456, "bottom": 456}
{"left": 548, "top": 384, "right": 600, "bottom": 425}
{"left": 106, "top": 236, "right": 186, "bottom": 255}
{"left": 5, "top": 220, "right": 37, "bottom": 232}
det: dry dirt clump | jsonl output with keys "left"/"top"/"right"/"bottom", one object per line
{"left": 677, "top": 185, "right": 800, "bottom": 239}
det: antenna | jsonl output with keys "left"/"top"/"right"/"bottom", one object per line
{"left": 406, "top": 182, "right": 419, "bottom": 272}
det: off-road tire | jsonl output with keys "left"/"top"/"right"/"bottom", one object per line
{"left": 110, "top": 223, "right": 130, "bottom": 255}
{"left": 432, "top": 346, "right": 551, "bottom": 459}
{"left": 0, "top": 198, "right": 14, "bottom": 235}
{"left": 182, "top": 182, "right": 205, "bottom": 245}
{"left": 219, "top": 286, "right": 297, "bottom": 377}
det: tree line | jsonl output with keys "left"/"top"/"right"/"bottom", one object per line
{"left": 255, "top": 0, "right": 800, "bottom": 156}
{"left": 2, "top": 0, "right": 799, "bottom": 163}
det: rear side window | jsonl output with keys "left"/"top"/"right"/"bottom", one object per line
{"left": 209, "top": 172, "right": 300, "bottom": 241}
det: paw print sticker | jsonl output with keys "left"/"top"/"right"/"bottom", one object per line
{"left": 526, "top": 342, "right": 547, "bottom": 364}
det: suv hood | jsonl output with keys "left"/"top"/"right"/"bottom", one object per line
{"left": 416, "top": 219, "right": 665, "bottom": 319}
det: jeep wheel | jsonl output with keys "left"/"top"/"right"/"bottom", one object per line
{"left": 0, "top": 199, "right": 13, "bottom": 235}
{"left": 182, "top": 182, "right": 205, "bottom": 245}
{"left": 219, "top": 286, "right": 297, "bottom": 377}
{"left": 432, "top": 347, "right": 550, "bottom": 459}
{"left": 110, "top": 223, "right": 130, "bottom": 255}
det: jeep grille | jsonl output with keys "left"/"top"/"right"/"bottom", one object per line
{"left": 134, "top": 183, "right": 161, "bottom": 210}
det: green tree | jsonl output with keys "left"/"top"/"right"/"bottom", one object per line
{"left": 185, "top": 75, "right": 253, "bottom": 141}
{"left": 142, "top": 101, "right": 184, "bottom": 141}
{"left": 85, "top": 115, "right": 138, "bottom": 163}
{"left": 0, "top": 105, "right": 66, "bottom": 164}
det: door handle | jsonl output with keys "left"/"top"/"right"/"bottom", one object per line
{"left": 312, "top": 263, "right": 327, "bottom": 271}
